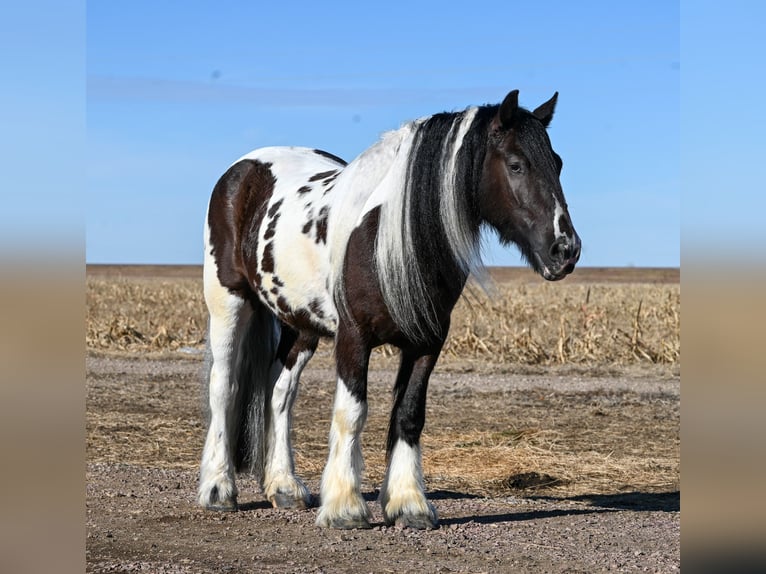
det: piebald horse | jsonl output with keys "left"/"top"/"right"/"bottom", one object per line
{"left": 198, "top": 89, "right": 580, "bottom": 529}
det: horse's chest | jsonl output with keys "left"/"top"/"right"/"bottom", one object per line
{"left": 251, "top": 181, "right": 338, "bottom": 336}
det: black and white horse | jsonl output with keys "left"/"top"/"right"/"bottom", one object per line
{"left": 198, "top": 89, "right": 580, "bottom": 529}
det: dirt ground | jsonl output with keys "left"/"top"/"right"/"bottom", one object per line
{"left": 86, "top": 351, "right": 679, "bottom": 573}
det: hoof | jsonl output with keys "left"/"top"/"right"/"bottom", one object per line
{"left": 205, "top": 501, "right": 239, "bottom": 512}
{"left": 201, "top": 485, "right": 238, "bottom": 512}
{"left": 383, "top": 502, "right": 439, "bottom": 530}
{"left": 324, "top": 515, "right": 372, "bottom": 530}
{"left": 316, "top": 507, "right": 372, "bottom": 529}
{"left": 391, "top": 512, "right": 439, "bottom": 530}
{"left": 269, "top": 491, "right": 312, "bottom": 510}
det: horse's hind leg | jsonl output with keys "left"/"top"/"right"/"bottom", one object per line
{"left": 198, "top": 269, "right": 252, "bottom": 511}
{"left": 379, "top": 350, "right": 440, "bottom": 529}
{"left": 263, "top": 328, "right": 318, "bottom": 509}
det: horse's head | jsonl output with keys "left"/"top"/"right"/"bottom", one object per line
{"left": 479, "top": 90, "right": 581, "bottom": 280}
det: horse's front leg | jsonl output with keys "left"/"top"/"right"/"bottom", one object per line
{"left": 316, "top": 325, "right": 372, "bottom": 529}
{"left": 379, "top": 350, "right": 441, "bottom": 529}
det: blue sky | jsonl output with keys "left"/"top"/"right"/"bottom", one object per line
{"left": 83, "top": 1, "right": 680, "bottom": 267}
{"left": 5, "top": 3, "right": 765, "bottom": 270}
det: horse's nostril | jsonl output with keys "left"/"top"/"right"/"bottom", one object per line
{"left": 549, "top": 238, "right": 569, "bottom": 260}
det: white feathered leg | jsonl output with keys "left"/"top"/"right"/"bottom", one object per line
{"left": 198, "top": 253, "right": 252, "bottom": 511}
{"left": 263, "top": 346, "right": 315, "bottom": 508}
{"left": 316, "top": 378, "right": 371, "bottom": 528}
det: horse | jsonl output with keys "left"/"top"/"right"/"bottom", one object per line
{"left": 198, "top": 89, "right": 581, "bottom": 529}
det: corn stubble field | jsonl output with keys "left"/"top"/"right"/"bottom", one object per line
{"left": 86, "top": 266, "right": 679, "bottom": 501}
{"left": 86, "top": 267, "right": 679, "bottom": 367}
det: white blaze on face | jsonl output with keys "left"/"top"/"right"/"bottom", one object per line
{"left": 553, "top": 198, "right": 567, "bottom": 241}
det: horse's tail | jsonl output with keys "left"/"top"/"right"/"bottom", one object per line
{"left": 201, "top": 302, "right": 279, "bottom": 485}
{"left": 234, "top": 304, "right": 279, "bottom": 483}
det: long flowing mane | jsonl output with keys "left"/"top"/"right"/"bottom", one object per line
{"left": 373, "top": 104, "right": 498, "bottom": 343}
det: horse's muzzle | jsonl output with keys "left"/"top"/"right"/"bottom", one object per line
{"left": 541, "top": 235, "right": 581, "bottom": 281}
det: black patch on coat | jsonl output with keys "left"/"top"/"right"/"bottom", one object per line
{"left": 267, "top": 198, "right": 283, "bottom": 219}
{"left": 206, "top": 159, "right": 276, "bottom": 298}
{"left": 263, "top": 210, "right": 279, "bottom": 241}
{"left": 261, "top": 242, "right": 275, "bottom": 273}
{"left": 308, "top": 170, "right": 338, "bottom": 182}
{"left": 313, "top": 149, "right": 348, "bottom": 166}
{"left": 276, "top": 296, "right": 291, "bottom": 314}
{"left": 308, "top": 298, "right": 325, "bottom": 319}
{"left": 315, "top": 206, "right": 329, "bottom": 244}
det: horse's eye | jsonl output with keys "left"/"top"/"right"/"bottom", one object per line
{"left": 509, "top": 162, "right": 523, "bottom": 174}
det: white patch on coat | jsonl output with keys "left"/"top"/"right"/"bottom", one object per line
{"left": 236, "top": 147, "right": 344, "bottom": 333}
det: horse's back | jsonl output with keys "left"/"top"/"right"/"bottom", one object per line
{"left": 206, "top": 147, "right": 347, "bottom": 336}
{"left": 231, "top": 146, "right": 345, "bottom": 183}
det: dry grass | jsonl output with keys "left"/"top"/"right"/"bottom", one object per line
{"left": 417, "top": 405, "right": 680, "bottom": 497}
{"left": 86, "top": 278, "right": 206, "bottom": 352}
{"left": 441, "top": 282, "right": 680, "bottom": 365}
{"left": 86, "top": 275, "right": 680, "bottom": 367}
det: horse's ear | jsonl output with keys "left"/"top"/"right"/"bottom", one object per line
{"left": 498, "top": 89, "right": 520, "bottom": 128}
{"left": 533, "top": 92, "right": 558, "bottom": 127}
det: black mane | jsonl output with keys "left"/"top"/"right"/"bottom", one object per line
{"left": 397, "top": 106, "right": 497, "bottom": 338}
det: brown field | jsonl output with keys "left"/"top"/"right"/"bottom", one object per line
{"left": 86, "top": 266, "right": 680, "bottom": 572}
{"left": 86, "top": 265, "right": 679, "bottom": 368}
{"left": 86, "top": 263, "right": 679, "bottom": 283}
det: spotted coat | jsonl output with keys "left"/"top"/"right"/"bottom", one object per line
{"left": 205, "top": 147, "right": 349, "bottom": 336}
